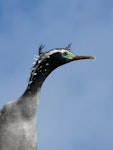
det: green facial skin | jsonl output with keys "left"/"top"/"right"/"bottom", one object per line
{"left": 63, "top": 51, "right": 75, "bottom": 59}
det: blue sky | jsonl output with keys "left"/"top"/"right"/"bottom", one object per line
{"left": 0, "top": 0, "right": 113, "bottom": 150}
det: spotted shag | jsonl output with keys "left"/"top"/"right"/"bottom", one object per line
{"left": 0, "top": 44, "right": 95, "bottom": 150}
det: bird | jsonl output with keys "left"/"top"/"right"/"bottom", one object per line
{"left": 0, "top": 44, "right": 95, "bottom": 150}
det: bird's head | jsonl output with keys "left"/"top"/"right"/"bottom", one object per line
{"left": 28, "top": 44, "right": 95, "bottom": 89}
{"left": 36, "top": 44, "right": 95, "bottom": 71}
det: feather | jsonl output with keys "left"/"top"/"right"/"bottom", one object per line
{"left": 65, "top": 43, "right": 72, "bottom": 51}
{"left": 38, "top": 44, "right": 45, "bottom": 55}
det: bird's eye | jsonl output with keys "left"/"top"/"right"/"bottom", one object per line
{"left": 63, "top": 52, "right": 68, "bottom": 56}
{"left": 63, "top": 51, "right": 75, "bottom": 59}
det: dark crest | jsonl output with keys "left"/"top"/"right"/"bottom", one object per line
{"left": 38, "top": 44, "right": 45, "bottom": 55}
{"left": 65, "top": 43, "right": 72, "bottom": 51}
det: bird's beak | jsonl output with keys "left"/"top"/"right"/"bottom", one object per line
{"left": 71, "top": 55, "right": 96, "bottom": 61}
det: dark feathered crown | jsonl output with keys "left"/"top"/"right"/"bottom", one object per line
{"left": 38, "top": 43, "right": 72, "bottom": 56}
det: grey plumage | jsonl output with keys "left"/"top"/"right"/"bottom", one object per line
{"left": 0, "top": 45, "right": 95, "bottom": 150}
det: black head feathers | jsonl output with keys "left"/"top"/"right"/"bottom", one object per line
{"left": 38, "top": 43, "right": 72, "bottom": 56}
{"left": 38, "top": 44, "right": 45, "bottom": 55}
{"left": 65, "top": 43, "right": 72, "bottom": 51}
